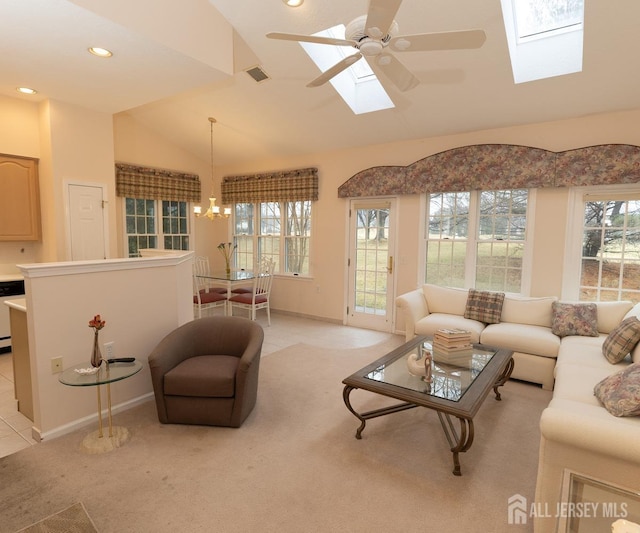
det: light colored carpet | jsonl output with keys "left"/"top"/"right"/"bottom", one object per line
{"left": 16, "top": 503, "right": 97, "bottom": 533}
{"left": 1, "top": 338, "right": 551, "bottom": 532}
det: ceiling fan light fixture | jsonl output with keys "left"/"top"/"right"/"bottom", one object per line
{"left": 394, "top": 38, "right": 411, "bottom": 51}
{"left": 282, "top": 0, "right": 303, "bottom": 6}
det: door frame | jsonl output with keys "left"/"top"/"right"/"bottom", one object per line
{"left": 344, "top": 197, "right": 398, "bottom": 332}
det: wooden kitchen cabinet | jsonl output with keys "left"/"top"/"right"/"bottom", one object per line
{"left": 0, "top": 154, "right": 41, "bottom": 241}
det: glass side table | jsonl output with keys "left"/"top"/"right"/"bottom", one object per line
{"left": 59, "top": 360, "right": 142, "bottom": 453}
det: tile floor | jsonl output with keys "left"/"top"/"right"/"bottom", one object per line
{"left": 0, "top": 312, "right": 400, "bottom": 459}
{"left": 0, "top": 350, "right": 38, "bottom": 458}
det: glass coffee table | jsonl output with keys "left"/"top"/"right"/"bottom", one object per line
{"left": 342, "top": 335, "right": 514, "bottom": 475}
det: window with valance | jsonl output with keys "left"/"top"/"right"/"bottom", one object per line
{"left": 221, "top": 168, "right": 318, "bottom": 277}
{"left": 115, "top": 162, "right": 201, "bottom": 257}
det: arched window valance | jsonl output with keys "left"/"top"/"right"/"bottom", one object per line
{"left": 338, "top": 144, "right": 640, "bottom": 198}
{"left": 115, "top": 162, "right": 201, "bottom": 202}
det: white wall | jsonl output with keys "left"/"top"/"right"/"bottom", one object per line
{"left": 20, "top": 252, "right": 194, "bottom": 440}
{"left": 4, "top": 93, "right": 640, "bottom": 331}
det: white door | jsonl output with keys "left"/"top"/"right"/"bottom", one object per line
{"left": 346, "top": 199, "right": 396, "bottom": 331}
{"left": 68, "top": 184, "right": 106, "bottom": 260}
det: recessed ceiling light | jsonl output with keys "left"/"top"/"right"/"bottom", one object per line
{"left": 88, "top": 47, "right": 113, "bottom": 58}
{"left": 283, "top": 0, "right": 303, "bottom": 6}
{"left": 16, "top": 87, "right": 37, "bottom": 95}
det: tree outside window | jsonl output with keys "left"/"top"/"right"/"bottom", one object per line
{"left": 580, "top": 199, "right": 640, "bottom": 302}
{"left": 426, "top": 189, "right": 528, "bottom": 292}
{"left": 232, "top": 200, "right": 312, "bottom": 275}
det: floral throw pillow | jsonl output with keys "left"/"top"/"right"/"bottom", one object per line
{"left": 602, "top": 316, "right": 640, "bottom": 364}
{"left": 551, "top": 302, "right": 599, "bottom": 338}
{"left": 594, "top": 363, "right": 640, "bottom": 417}
{"left": 464, "top": 289, "right": 505, "bottom": 324}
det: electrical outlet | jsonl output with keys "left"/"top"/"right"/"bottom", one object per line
{"left": 51, "top": 357, "right": 63, "bottom": 374}
{"left": 104, "top": 341, "right": 114, "bottom": 360}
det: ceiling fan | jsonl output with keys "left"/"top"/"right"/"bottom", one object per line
{"left": 266, "top": 0, "right": 486, "bottom": 92}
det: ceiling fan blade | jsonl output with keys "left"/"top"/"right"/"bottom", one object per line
{"left": 266, "top": 32, "right": 355, "bottom": 48}
{"left": 365, "top": 0, "right": 403, "bottom": 39}
{"left": 374, "top": 53, "right": 419, "bottom": 92}
{"left": 306, "top": 53, "right": 363, "bottom": 88}
{"left": 390, "top": 29, "right": 486, "bottom": 52}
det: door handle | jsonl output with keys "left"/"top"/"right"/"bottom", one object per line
{"left": 387, "top": 256, "right": 393, "bottom": 274}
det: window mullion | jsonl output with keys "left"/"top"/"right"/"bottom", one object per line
{"left": 466, "top": 191, "right": 480, "bottom": 288}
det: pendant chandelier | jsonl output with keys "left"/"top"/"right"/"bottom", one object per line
{"left": 194, "top": 117, "right": 230, "bottom": 220}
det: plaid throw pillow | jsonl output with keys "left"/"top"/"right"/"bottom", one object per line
{"left": 602, "top": 316, "right": 640, "bottom": 364}
{"left": 464, "top": 289, "right": 505, "bottom": 324}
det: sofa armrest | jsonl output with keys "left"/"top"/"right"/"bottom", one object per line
{"left": 396, "top": 288, "right": 429, "bottom": 342}
{"left": 540, "top": 402, "right": 640, "bottom": 464}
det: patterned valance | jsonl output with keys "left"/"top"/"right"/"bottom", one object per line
{"left": 115, "top": 162, "right": 201, "bottom": 202}
{"left": 221, "top": 167, "right": 318, "bottom": 204}
{"left": 338, "top": 144, "right": 640, "bottom": 198}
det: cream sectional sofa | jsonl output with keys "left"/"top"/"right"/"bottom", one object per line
{"left": 534, "top": 305, "right": 640, "bottom": 532}
{"left": 397, "top": 284, "right": 568, "bottom": 390}
{"left": 396, "top": 284, "right": 640, "bottom": 531}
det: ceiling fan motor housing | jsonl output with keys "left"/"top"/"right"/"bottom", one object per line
{"left": 345, "top": 14, "right": 399, "bottom": 55}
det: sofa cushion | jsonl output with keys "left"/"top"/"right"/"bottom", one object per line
{"left": 414, "top": 313, "right": 484, "bottom": 343}
{"left": 602, "top": 316, "right": 640, "bottom": 364}
{"left": 623, "top": 304, "right": 640, "bottom": 364}
{"left": 464, "top": 289, "right": 504, "bottom": 324}
{"left": 554, "top": 364, "right": 613, "bottom": 406}
{"left": 481, "top": 322, "right": 560, "bottom": 358}
{"left": 556, "top": 335, "right": 618, "bottom": 370}
{"left": 422, "top": 284, "right": 469, "bottom": 316}
{"left": 551, "top": 302, "right": 599, "bottom": 337}
{"left": 595, "top": 301, "right": 634, "bottom": 334}
{"left": 594, "top": 363, "right": 640, "bottom": 417}
{"left": 500, "top": 295, "right": 556, "bottom": 327}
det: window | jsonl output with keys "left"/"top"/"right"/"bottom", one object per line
{"left": 232, "top": 201, "right": 312, "bottom": 275}
{"left": 426, "top": 190, "right": 529, "bottom": 292}
{"left": 579, "top": 196, "right": 640, "bottom": 302}
{"left": 125, "top": 198, "right": 190, "bottom": 257}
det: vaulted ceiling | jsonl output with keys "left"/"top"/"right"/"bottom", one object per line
{"left": 2, "top": 0, "right": 639, "bottom": 166}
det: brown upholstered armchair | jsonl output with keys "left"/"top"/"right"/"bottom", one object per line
{"left": 148, "top": 316, "right": 264, "bottom": 427}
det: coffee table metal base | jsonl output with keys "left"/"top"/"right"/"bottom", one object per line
{"left": 342, "top": 356, "right": 514, "bottom": 476}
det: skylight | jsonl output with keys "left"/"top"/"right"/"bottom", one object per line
{"left": 514, "top": 0, "right": 583, "bottom": 40}
{"left": 299, "top": 24, "right": 394, "bottom": 115}
{"left": 501, "top": 0, "right": 584, "bottom": 83}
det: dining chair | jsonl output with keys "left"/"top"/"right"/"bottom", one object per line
{"left": 228, "top": 266, "right": 274, "bottom": 325}
{"left": 193, "top": 261, "right": 228, "bottom": 318}
{"left": 231, "top": 257, "right": 275, "bottom": 294}
{"left": 194, "top": 255, "right": 226, "bottom": 294}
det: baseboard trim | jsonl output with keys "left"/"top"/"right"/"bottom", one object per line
{"left": 36, "top": 392, "right": 155, "bottom": 442}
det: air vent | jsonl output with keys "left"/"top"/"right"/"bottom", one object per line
{"left": 245, "top": 65, "right": 270, "bottom": 83}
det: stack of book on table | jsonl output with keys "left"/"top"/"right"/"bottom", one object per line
{"left": 432, "top": 328, "right": 473, "bottom": 359}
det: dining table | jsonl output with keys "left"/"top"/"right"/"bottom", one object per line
{"left": 196, "top": 270, "right": 256, "bottom": 312}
